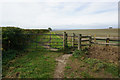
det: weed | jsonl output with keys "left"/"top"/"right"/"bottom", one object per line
{"left": 80, "top": 64, "right": 85, "bottom": 67}
{"left": 104, "top": 63, "right": 118, "bottom": 77}
{"left": 58, "top": 47, "right": 73, "bottom": 54}
{"left": 75, "top": 70, "right": 78, "bottom": 72}
{"left": 65, "top": 66, "right": 72, "bottom": 69}
{"left": 72, "top": 48, "right": 88, "bottom": 58}
{"left": 2, "top": 49, "right": 18, "bottom": 65}
{"left": 83, "top": 57, "right": 118, "bottom": 77}
{"left": 70, "top": 72, "right": 74, "bottom": 78}
{"left": 80, "top": 71, "right": 92, "bottom": 78}
{"left": 92, "top": 63, "right": 105, "bottom": 72}
{"left": 72, "top": 50, "right": 83, "bottom": 58}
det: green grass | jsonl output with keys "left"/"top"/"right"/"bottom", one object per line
{"left": 66, "top": 55, "right": 118, "bottom": 78}
{"left": 73, "top": 49, "right": 119, "bottom": 77}
{"left": 50, "top": 32, "right": 63, "bottom": 49}
{"left": 3, "top": 49, "right": 61, "bottom": 78}
{"left": 42, "top": 32, "right": 72, "bottom": 49}
{"left": 0, "top": 27, "right": 1, "bottom": 33}
{"left": 65, "top": 66, "right": 72, "bottom": 69}
{"left": 80, "top": 71, "right": 93, "bottom": 78}
{"left": 2, "top": 33, "right": 62, "bottom": 78}
{"left": 83, "top": 58, "right": 118, "bottom": 77}
{"left": 64, "top": 49, "right": 119, "bottom": 78}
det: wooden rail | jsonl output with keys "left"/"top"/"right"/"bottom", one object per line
{"left": 91, "top": 36, "right": 120, "bottom": 46}
{"left": 25, "top": 32, "right": 120, "bottom": 50}
{"left": 62, "top": 32, "right": 119, "bottom": 50}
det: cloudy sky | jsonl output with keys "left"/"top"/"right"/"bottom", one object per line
{"left": 0, "top": 0, "right": 119, "bottom": 30}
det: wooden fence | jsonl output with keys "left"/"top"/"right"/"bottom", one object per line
{"left": 24, "top": 32, "right": 120, "bottom": 50}
{"left": 63, "top": 32, "right": 120, "bottom": 50}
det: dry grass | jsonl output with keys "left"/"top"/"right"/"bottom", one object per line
{"left": 53, "top": 28, "right": 119, "bottom": 37}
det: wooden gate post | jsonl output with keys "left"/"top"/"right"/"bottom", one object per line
{"left": 63, "top": 32, "right": 67, "bottom": 49}
{"left": 78, "top": 34, "right": 82, "bottom": 50}
{"left": 94, "top": 34, "right": 96, "bottom": 43}
{"left": 72, "top": 33, "right": 75, "bottom": 48}
{"left": 89, "top": 36, "right": 92, "bottom": 47}
{"left": 66, "top": 33, "right": 68, "bottom": 47}
{"left": 106, "top": 38, "right": 109, "bottom": 46}
{"left": 50, "top": 31, "right": 51, "bottom": 47}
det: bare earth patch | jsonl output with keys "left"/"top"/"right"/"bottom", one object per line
{"left": 87, "top": 45, "right": 119, "bottom": 65}
{"left": 54, "top": 54, "right": 72, "bottom": 78}
{"left": 64, "top": 57, "right": 114, "bottom": 78}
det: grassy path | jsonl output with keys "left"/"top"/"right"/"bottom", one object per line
{"left": 3, "top": 50, "right": 62, "bottom": 78}
{"left": 2, "top": 32, "right": 74, "bottom": 78}
{"left": 2, "top": 33, "right": 63, "bottom": 78}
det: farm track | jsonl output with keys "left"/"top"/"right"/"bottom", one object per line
{"left": 40, "top": 37, "right": 72, "bottom": 78}
{"left": 54, "top": 54, "right": 72, "bottom": 78}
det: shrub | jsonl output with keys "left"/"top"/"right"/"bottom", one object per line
{"left": 2, "top": 27, "right": 26, "bottom": 51}
{"left": 2, "top": 27, "right": 27, "bottom": 64}
{"left": 57, "top": 47, "right": 73, "bottom": 54}
{"left": 2, "top": 49, "right": 17, "bottom": 64}
{"left": 2, "top": 27, "right": 49, "bottom": 64}
{"left": 72, "top": 48, "right": 88, "bottom": 58}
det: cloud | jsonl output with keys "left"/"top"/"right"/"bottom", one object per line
{"left": 0, "top": 1, "right": 118, "bottom": 29}
{"left": 0, "top": 0, "right": 119, "bottom": 3}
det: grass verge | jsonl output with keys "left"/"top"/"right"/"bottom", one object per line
{"left": 2, "top": 33, "right": 62, "bottom": 78}
{"left": 64, "top": 48, "right": 119, "bottom": 78}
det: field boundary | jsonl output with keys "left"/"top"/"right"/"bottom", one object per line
{"left": 23, "top": 32, "right": 120, "bottom": 51}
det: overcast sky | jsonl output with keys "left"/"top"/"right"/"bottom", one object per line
{"left": 0, "top": 0, "right": 119, "bottom": 30}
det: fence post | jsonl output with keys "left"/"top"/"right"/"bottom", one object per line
{"left": 106, "top": 38, "right": 109, "bottom": 46}
{"left": 78, "top": 34, "right": 82, "bottom": 50}
{"left": 89, "top": 36, "right": 92, "bottom": 47}
{"left": 50, "top": 31, "right": 51, "bottom": 47}
{"left": 63, "top": 32, "right": 67, "bottom": 49}
{"left": 72, "top": 33, "right": 75, "bottom": 48}
{"left": 66, "top": 33, "right": 68, "bottom": 47}
{"left": 107, "top": 34, "right": 110, "bottom": 38}
{"left": 94, "top": 34, "right": 96, "bottom": 43}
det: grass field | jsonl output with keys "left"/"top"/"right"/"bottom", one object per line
{"left": 53, "top": 28, "right": 119, "bottom": 37}
{"left": 41, "top": 32, "right": 72, "bottom": 49}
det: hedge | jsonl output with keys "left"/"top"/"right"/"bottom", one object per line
{"left": 2, "top": 27, "right": 26, "bottom": 51}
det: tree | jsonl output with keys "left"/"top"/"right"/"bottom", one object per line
{"left": 48, "top": 27, "right": 52, "bottom": 31}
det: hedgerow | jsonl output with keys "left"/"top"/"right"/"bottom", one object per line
{"left": 2, "top": 27, "right": 49, "bottom": 64}
{"left": 2, "top": 27, "right": 26, "bottom": 51}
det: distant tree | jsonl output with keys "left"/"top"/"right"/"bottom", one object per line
{"left": 48, "top": 27, "right": 52, "bottom": 31}
{"left": 109, "top": 27, "right": 112, "bottom": 29}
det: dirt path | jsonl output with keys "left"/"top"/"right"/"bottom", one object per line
{"left": 54, "top": 54, "right": 72, "bottom": 78}
{"left": 41, "top": 41, "right": 72, "bottom": 78}
{"left": 43, "top": 45, "right": 58, "bottom": 51}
